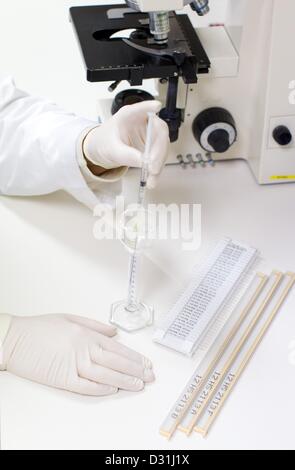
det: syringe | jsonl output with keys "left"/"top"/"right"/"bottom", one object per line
{"left": 126, "top": 112, "right": 155, "bottom": 310}
{"left": 110, "top": 112, "right": 155, "bottom": 332}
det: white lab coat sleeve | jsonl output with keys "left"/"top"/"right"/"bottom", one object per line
{"left": 0, "top": 76, "right": 122, "bottom": 209}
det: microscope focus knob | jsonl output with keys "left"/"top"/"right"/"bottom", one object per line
{"left": 272, "top": 126, "right": 292, "bottom": 146}
{"left": 208, "top": 129, "right": 230, "bottom": 153}
{"left": 193, "top": 108, "right": 237, "bottom": 153}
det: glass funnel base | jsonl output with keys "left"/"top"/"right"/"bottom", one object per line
{"left": 110, "top": 300, "right": 154, "bottom": 332}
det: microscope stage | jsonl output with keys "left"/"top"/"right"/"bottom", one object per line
{"left": 70, "top": 5, "right": 210, "bottom": 85}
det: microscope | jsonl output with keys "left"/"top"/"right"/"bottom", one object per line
{"left": 70, "top": 0, "right": 295, "bottom": 185}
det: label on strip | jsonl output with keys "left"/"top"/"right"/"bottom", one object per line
{"left": 159, "top": 272, "right": 266, "bottom": 439}
{"left": 179, "top": 272, "right": 283, "bottom": 434}
{"left": 154, "top": 238, "right": 258, "bottom": 356}
{"left": 194, "top": 273, "right": 295, "bottom": 437}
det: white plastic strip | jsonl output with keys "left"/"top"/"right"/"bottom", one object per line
{"left": 154, "top": 238, "right": 258, "bottom": 356}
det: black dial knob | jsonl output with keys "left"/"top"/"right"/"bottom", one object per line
{"left": 193, "top": 107, "right": 237, "bottom": 154}
{"left": 272, "top": 126, "right": 292, "bottom": 146}
{"left": 208, "top": 129, "right": 230, "bottom": 153}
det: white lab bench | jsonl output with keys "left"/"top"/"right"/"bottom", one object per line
{"left": 0, "top": 160, "right": 294, "bottom": 450}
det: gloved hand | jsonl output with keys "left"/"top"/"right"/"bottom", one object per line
{"left": 0, "top": 314, "right": 155, "bottom": 396}
{"left": 83, "top": 100, "right": 170, "bottom": 189}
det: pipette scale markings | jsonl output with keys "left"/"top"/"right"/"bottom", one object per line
{"left": 110, "top": 112, "right": 155, "bottom": 332}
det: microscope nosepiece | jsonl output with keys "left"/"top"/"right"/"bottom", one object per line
{"left": 149, "top": 11, "right": 170, "bottom": 44}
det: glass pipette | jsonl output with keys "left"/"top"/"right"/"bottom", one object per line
{"left": 110, "top": 112, "right": 155, "bottom": 332}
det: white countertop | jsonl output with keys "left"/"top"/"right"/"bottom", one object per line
{"left": 0, "top": 159, "right": 295, "bottom": 450}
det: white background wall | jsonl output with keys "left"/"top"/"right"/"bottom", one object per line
{"left": 0, "top": 0, "right": 227, "bottom": 119}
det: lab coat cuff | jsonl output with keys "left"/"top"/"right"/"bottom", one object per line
{"left": 77, "top": 127, "right": 129, "bottom": 186}
{"left": 0, "top": 314, "right": 12, "bottom": 370}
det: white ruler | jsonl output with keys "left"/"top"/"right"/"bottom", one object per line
{"left": 154, "top": 238, "right": 258, "bottom": 356}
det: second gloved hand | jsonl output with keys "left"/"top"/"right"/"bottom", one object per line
{"left": 0, "top": 314, "right": 155, "bottom": 396}
{"left": 82, "top": 101, "right": 170, "bottom": 189}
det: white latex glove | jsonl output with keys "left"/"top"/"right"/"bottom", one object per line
{"left": 1, "top": 314, "right": 155, "bottom": 396}
{"left": 83, "top": 100, "right": 170, "bottom": 189}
